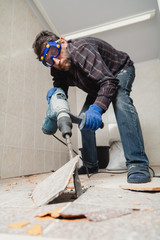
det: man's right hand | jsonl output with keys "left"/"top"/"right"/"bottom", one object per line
{"left": 46, "top": 88, "right": 58, "bottom": 104}
{"left": 84, "top": 104, "right": 102, "bottom": 131}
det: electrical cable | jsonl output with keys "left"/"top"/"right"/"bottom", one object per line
{"left": 52, "top": 134, "right": 78, "bottom": 156}
{"left": 53, "top": 134, "right": 90, "bottom": 177}
{"left": 149, "top": 166, "right": 160, "bottom": 178}
{"left": 52, "top": 134, "right": 160, "bottom": 178}
{"left": 52, "top": 134, "right": 128, "bottom": 177}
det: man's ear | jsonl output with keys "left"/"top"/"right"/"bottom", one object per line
{"left": 59, "top": 37, "right": 67, "bottom": 47}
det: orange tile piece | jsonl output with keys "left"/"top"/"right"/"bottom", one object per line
{"left": 8, "top": 221, "right": 30, "bottom": 228}
{"left": 67, "top": 186, "right": 75, "bottom": 190}
{"left": 120, "top": 185, "right": 160, "bottom": 192}
{"left": 142, "top": 208, "right": 154, "bottom": 212}
{"left": 133, "top": 202, "right": 141, "bottom": 205}
{"left": 36, "top": 206, "right": 65, "bottom": 219}
{"left": 67, "top": 185, "right": 84, "bottom": 190}
{"left": 26, "top": 223, "right": 42, "bottom": 235}
{"left": 36, "top": 216, "right": 53, "bottom": 220}
{"left": 36, "top": 211, "right": 51, "bottom": 218}
{"left": 50, "top": 207, "right": 65, "bottom": 218}
{"left": 67, "top": 177, "right": 71, "bottom": 186}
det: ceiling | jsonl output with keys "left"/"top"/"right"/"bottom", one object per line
{"left": 27, "top": 0, "right": 160, "bottom": 63}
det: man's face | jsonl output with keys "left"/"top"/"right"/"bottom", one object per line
{"left": 41, "top": 38, "right": 71, "bottom": 71}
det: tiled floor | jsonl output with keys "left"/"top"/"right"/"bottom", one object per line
{"left": 0, "top": 167, "right": 160, "bottom": 240}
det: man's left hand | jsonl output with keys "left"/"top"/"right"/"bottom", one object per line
{"left": 84, "top": 104, "right": 102, "bottom": 131}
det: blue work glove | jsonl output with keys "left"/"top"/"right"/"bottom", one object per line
{"left": 84, "top": 104, "right": 102, "bottom": 131}
{"left": 46, "top": 88, "right": 57, "bottom": 104}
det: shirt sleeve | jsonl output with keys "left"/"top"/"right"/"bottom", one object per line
{"left": 73, "top": 44, "right": 119, "bottom": 111}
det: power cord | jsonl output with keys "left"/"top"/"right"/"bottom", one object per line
{"left": 149, "top": 166, "right": 160, "bottom": 178}
{"left": 53, "top": 134, "right": 90, "bottom": 177}
{"left": 52, "top": 134, "right": 160, "bottom": 178}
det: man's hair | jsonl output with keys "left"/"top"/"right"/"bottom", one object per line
{"left": 32, "top": 30, "right": 59, "bottom": 61}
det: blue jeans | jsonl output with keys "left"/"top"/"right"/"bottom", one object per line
{"left": 80, "top": 66, "right": 149, "bottom": 168}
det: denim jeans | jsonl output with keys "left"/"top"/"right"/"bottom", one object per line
{"left": 80, "top": 65, "right": 149, "bottom": 168}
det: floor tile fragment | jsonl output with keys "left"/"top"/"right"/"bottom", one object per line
{"left": 0, "top": 168, "right": 160, "bottom": 240}
{"left": 26, "top": 223, "right": 42, "bottom": 235}
{"left": 8, "top": 221, "right": 30, "bottom": 229}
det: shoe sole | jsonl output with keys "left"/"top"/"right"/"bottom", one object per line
{"left": 127, "top": 178, "right": 151, "bottom": 184}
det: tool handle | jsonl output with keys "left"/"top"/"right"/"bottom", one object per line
{"left": 78, "top": 113, "right": 104, "bottom": 130}
{"left": 68, "top": 112, "right": 104, "bottom": 130}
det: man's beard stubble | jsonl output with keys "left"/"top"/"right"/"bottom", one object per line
{"left": 59, "top": 58, "right": 71, "bottom": 71}
{"left": 58, "top": 47, "right": 71, "bottom": 71}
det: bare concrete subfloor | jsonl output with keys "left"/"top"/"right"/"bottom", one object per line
{"left": 0, "top": 167, "right": 160, "bottom": 240}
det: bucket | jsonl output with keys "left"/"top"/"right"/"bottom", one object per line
{"left": 79, "top": 146, "right": 110, "bottom": 169}
{"left": 97, "top": 146, "right": 110, "bottom": 169}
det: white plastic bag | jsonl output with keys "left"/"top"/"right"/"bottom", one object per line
{"left": 107, "top": 141, "right": 127, "bottom": 170}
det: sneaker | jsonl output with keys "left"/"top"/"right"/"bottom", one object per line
{"left": 78, "top": 165, "right": 99, "bottom": 175}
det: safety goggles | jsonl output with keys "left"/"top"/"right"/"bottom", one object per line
{"left": 41, "top": 40, "right": 61, "bottom": 67}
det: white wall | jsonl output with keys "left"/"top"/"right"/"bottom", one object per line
{"left": 0, "top": 0, "right": 78, "bottom": 178}
{"left": 133, "top": 59, "right": 160, "bottom": 166}
{"left": 76, "top": 59, "right": 160, "bottom": 166}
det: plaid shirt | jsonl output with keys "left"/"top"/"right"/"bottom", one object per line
{"left": 51, "top": 37, "right": 133, "bottom": 111}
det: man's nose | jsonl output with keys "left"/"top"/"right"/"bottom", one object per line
{"left": 53, "top": 58, "right": 60, "bottom": 66}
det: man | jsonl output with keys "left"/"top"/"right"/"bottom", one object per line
{"left": 32, "top": 30, "right": 151, "bottom": 183}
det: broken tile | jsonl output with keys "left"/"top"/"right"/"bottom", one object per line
{"left": 133, "top": 202, "right": 141, "bottom": 206}
{"left": 85, "top": 208, "right": 132, "bottom": 221}
{"left": 73, "top": 187, "right": 160, "bottom": 210}
{"left": 120, "top": 185, "right": 160, "bottom": 192}
{"left": 59, "top": 202, "right": 105, "bottom": 218}
{"left": 32, "top": 156, "right": 80, "bottom": 206}
{"left": 26, "top": 223, "right": 42, "bottom": 235}
{"left": 36, "top": 206, "right": 65, "bottom": 219}
{"left": 59, "top": 201, "right": 132, "bottom": 222}
{"left": 8, "top": 221, "right": 30, "bottom": 228}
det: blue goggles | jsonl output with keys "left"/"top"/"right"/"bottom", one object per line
{"left": 41, "top": 40, "right": 61, "bottom": 67}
